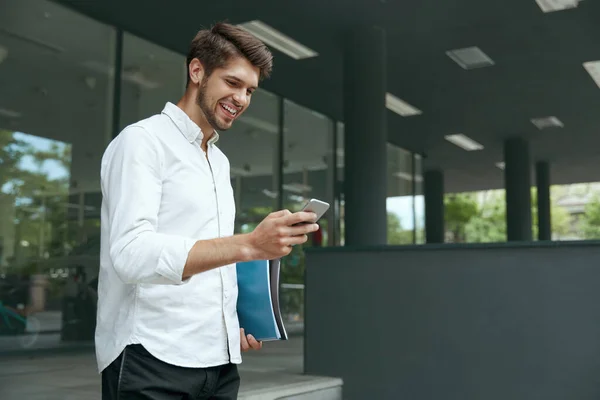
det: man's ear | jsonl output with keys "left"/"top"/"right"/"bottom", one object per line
{"left": 188, "top": 58, "right": 205, "bottom": 85}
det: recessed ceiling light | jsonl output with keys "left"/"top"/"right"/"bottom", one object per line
{"left": 444, "top": 134, "right": 484, "bottom": 151}
{"left": 535, "top": 0, "right": 581, "bottom": 13}
{"left": 82, "top": 61, "right": 160, "bottom": 89}
{"left": 385, "top": 93, "right": 422, "bottom": 117}
{"left": 393, "top": 171, "right": 424, "bottom": 182}
{"left": 262, "top": 189, "right": 278, "bottom": 199}
{"left": 531, "top": 116, "right": 564, "bottom": 130}
{"left": 283, "top": 183, "right": 313, "bottom": 193}
{"left": 237, "top": 20, "right": 318, "bottom": 60}
{"left": 446, "top": 46, "right": 495, "bottom": 70}
{"left": 583, "top": 60, "right": 600, "bottom": 88}
{"left": 496, "top": 162, "right": 506, "bottom": 170}
{"left": 0, "top": 108, "right": 22, "bottom": 118}
{"left": 122, "top": 69, "right": 161, "bottom": 90}
{"left": 238, "top": 115, "right": 281, "bottom": 134}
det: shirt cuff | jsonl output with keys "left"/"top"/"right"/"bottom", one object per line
{"left": 155, "top": 236, "right": 196, "bottom": 285}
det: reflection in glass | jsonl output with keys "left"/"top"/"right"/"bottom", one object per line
{"left": 280, "top": 100, "right": 334, "bottom": 325}
{"left": 217, "top": 88, "right": 280, "bottom": 233}
{"left": 0, "top": 0, "right": 115, "bottom": 351}
{"left": 414, "top": 154, "right": 426, "bottom": 244}
{"left": 387, "top": 144, "right": 415, "bottom": 245}
{"left": 336, "top": 121, "right": 345, "bottom": 246}
{"left": 120, "top": 33, "right": 186, "bottom": 129}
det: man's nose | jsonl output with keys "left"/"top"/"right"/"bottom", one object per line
{"left": 232, "top": 90, "right": 247, "bottom": 107}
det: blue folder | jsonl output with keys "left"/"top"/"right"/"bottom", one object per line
{"left": 236, "top": 258, "right": 288, "bottom": 341}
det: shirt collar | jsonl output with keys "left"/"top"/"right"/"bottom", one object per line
{"left": 161, "top": 102, "right": 220, "bottom": 145}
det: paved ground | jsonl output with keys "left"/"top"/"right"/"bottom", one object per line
{"left": 0, "top": 337, "right": 308, "bottom": 399}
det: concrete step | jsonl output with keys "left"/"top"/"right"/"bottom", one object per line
{"left": 239, "top": 371, "right": 343, "bottom": 400}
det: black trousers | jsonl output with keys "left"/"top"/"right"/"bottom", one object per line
{"left": 102, "top": 344, "right": 240, "bottom": 400}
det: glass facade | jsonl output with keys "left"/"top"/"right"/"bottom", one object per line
{"left": 0, "top": 0, "right": 116, "bottom": 350}
{"left": 414, "top": 154, "right": 426, "bottom": 244}
{"left": 0, "top": 0, "right": 423, "bottom": 355}
{"left": 386, "top": 144, "right": 425, "bottom": 245}
{"left": 220, "top": 88, "right": 280, "bottom": 232}
{"left": 335, "top": 122, "right": 345, "bottom": 246}
{"left": 119, "top": 32, "right": 187, "bottom": 129}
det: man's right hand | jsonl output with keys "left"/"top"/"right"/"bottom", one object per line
{"left": 245, "top": 210, "right": 319, "bottom": 260}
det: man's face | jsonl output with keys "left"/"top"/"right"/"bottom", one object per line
{"left": 196, "top": 56, "right": 260, "bottom": 132}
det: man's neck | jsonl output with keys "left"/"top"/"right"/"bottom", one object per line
{"left": 176, "top": 94, "right": 212, "bottom": 152}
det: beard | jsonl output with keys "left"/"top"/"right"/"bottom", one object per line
{"left": 196, "top": 77, "right": 231, "bottom": 132}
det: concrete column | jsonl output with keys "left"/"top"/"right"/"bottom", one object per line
{"left": 343, "top": 26, "right": 387, "bottom": 246}
{"left": 504, "top": 138, "right": 532, "bottom": 241}
{"left": 424, "top": 170, "right": 445, "bottom": 243}
{"left": 536, "top": 161, "right": 552, "bottom": 241}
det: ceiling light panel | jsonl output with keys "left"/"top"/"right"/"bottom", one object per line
{"left": 530, "top": 116, "right": 564, "bottom": 130}
{"left": 536, "top": 0, "right": 580, "bottom": 13}
{"left": 0, "top": 108, "right": 21, "bottom": 118}
{"left": 393, "top": 172, "right": 423, "bottom": 182}
{"left": 446, "top": 46, "right": 495, "bottom": 70}
{"left": 237, "top": 20, "right": 318, "bottom": 60}
{"left": 385, "top": 93, "right": 422, "bottom": 116}
{"left": 444, "top": 134, "right": 484, "bottom": 151}
{"left": 583, "top": 60, "right": 600, "bottom": 88}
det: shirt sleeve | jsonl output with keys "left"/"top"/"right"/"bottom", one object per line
{"left": 101, "top": 125, "right": 195, "bottom": 285}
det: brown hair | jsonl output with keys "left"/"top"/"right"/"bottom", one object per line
{"left": 186, "top": 22, "right": 273, "bottom": 85}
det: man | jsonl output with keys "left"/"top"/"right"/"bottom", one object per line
{"left": 96, "top": 22, "right": 319, "bottom": 400}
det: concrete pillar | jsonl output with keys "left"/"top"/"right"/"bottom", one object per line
{"left": 343, "top": 26, "right": 387, "bottom": 246}
{"left": 504, "top": 138, "right": 532, "bottom": 241}
{"left": 536, "top": 161, "right": 552, "bottom": 241}
{"left": 424, "top": 170, "right": 445, "bottom": 243}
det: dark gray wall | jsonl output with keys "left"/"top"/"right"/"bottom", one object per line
{"left": 305, "top": 242, "right": 600, "bottom": 400}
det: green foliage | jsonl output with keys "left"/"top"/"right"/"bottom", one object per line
{"left": 530, "top": 188, "right": 571, "bottom": 239}
{"left": 445, "top": 193, "right": 480, "bottom": 242}
{"left": 0, "top": 130, "right": 72, "bottom": 271}
{"left": 444, "top": 188, "right": 572, "bottom": 243}
{"left": 387, "top": 212, "right": 414, "bottom": 245}
{"left": 581, "top": 195, "right": 600, "bottom": 239}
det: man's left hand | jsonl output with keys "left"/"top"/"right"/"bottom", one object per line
{"left": 240, "top": 328, "right": 263, "bottom": 352}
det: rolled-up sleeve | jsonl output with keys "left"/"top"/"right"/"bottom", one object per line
{"left": 101, "top": 125, "right": 194, "bottom": 285}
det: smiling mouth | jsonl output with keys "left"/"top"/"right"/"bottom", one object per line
{"left": 220, "top": 103, "right": 238, "bottom": 118}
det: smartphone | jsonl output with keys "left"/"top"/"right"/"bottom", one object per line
{"left": 297, "top": 198, "right": 330, "bottom": 224}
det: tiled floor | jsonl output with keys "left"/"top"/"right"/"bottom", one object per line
{"left": 0, "top": 337, "right": 319, "bottom": 399}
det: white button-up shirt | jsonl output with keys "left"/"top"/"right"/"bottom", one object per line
{"left": 95, "top": 102, "right": 240, "bottom": 373}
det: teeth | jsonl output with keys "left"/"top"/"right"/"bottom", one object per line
{"left": 221, "top": 103, "right": 237, "bottom": 115}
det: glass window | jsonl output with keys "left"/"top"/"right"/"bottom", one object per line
{"left": 218, "top": 88, "right": 280, "bottom": 233}
{"left": 279, "top": 99, "right": 335, "bottom": 326}
{"left": 282, "top": 100, "right": 334, "bottom": 243}
{"left": 120, "top": 33, "right": 186, "bottom": 129}
{"left": 414, "top": 154, "right": 426, "bottom": 244}
{"left": 0, "top": 0, "right": 115, "bottom": 351}
{"left": 386, "top": 144, "right": 415, "bottom": 245}
{"left": 445, "top": 189, "right": 506, "bottom": 243}
{"left": 336, "top": 121, "right": 345, "bottom": 246}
